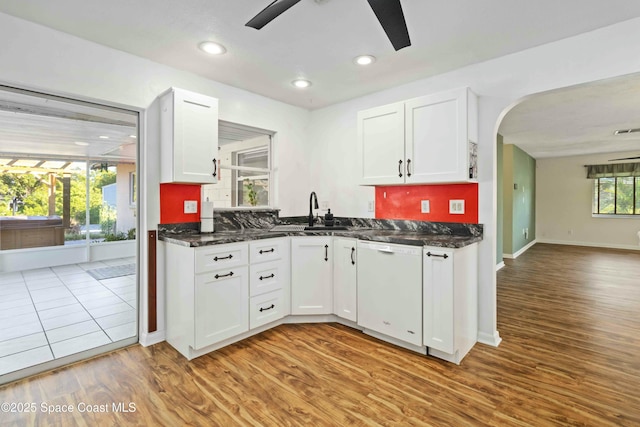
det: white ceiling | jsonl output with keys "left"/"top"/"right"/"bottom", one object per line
{"left": 1, "top": 1, "right": 640, "bottom": 159}
{"left": 499, "top": 73, "right": 640, "bottom": 159}
{"left": 2, "top": 0, "right": 640, "bottom": 110}
{"left": 0, "top": 87, "right": 138, "bottom": 162}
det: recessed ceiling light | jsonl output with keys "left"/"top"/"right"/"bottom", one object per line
{"left": 99, "top": 135, "right": 109, "bottom": 139}
{"left": 199, "top": 41, "right": 227, "bottom": 55}
{"left": 354, "top": 55, "right": 376, "bottom": 65}
{"left": 74, "top": 141, "right": 89, "bottom": 146}
{"left": 292, "top": 79, "right": 312, "bottom": 89}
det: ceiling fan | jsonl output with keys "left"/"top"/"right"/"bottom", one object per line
{"left": 245, "top": 0, "right": 411, "bottom": 51}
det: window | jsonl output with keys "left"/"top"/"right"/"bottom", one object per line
{"left": 593, "top": 177, "right": 640, "bottom": 216}
{"left": 234, "top": 147, "right": 269, "bottom": 206}
{"left": 203, "top": 128, "right": 273, "bottom": 208}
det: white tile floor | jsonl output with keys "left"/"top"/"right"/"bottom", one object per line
{"left": 0, "top": 257, "right": 137, "bottom": 376}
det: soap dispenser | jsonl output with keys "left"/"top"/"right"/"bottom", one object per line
{"left": 324, "top": 209, "right": 334, "bottom": 227}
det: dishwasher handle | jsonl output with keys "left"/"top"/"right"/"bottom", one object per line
{"left": 376, "top": 246, "right": 394, "bottom": 253}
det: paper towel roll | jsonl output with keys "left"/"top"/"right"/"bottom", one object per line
{"left": 201, "top": 200, "right": 214, "bottom": 233}
{"left": 201, "top": 201, "right": 214, "bottom": 218}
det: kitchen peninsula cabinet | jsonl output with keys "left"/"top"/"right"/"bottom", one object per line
{"left": 357, "top": 87, "right": 478, "bottom": 185}
{"left": 165, "top": 242, "right": 249, "bottom": 359}
{"left": 333, "top": 237, "right": 357, "bottom": 322}
{"left": 291, "top": 236, "right": 333, "bottom": 315}
{"left": 423, "top": 243, "right": 478, "bottom": 364}
{"left": 159, "top": 87, "right": 219, "bottom": 184}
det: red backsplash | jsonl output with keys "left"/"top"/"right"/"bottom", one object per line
{"left": 160, "top": 183, "right": 201, "bottom": 224}
{"left": 375, "top": 183, "right": 478, "bottom": 223}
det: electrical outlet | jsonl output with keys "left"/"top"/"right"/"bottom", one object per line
{"left": 449, "top": 200, "right": 465, "bottom": 214}
{"left": 184, "top": 200, "right": 198, "bottom": 214}
{"left": 421, "top": 200, "right": 430, "bottom": 213}
{"left": 367, "top": 201, "right": 375, "bottom": 212}
{"left": 320, "top": 201, "right": 329, "bottom": 210}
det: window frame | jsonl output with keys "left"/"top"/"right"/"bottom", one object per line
{"left": 218, "top": 136, "right": 272, "bottom": 208}
{"left": 592, "top": 176, "right": 640, "bottom": 218}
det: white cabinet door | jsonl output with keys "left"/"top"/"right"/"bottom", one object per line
{"left": 356, "top": 87, "right": 477, "bottom": 186}
{"left": 357, "top": 103, "right": 405, "bottom": 185}
{"left": 423, "top": 248, "right": 454, "bottom": 354}
{"left": 291, "top": 237, "right": 333, "bottom": 315}
{"left": 333, "top": 238, "right": 357, "bottom": 322}
{"left": 357, "top": 242, "right": 422, "bottom": 346}
{"left": 194, "top": 266, "right": 249, "bottom": 349}
{"left": 160, "top": 88, "right": 219, "bottom": 184}
{"left": 405, "top": 87, "right": 476, "bottom": 184}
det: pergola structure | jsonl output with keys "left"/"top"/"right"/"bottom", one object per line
{"left": 0, "top": 157, "right": 75, "bottom": 228}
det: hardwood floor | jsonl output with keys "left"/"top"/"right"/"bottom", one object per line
{"left": 1, "top": 243, "right": 639, "bottom": 426}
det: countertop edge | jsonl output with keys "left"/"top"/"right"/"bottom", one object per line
{"left": 158, "top": 229, "right": 482, "bottom": 249}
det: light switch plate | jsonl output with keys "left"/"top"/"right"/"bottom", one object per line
{"left": 421, "top": 200, "right": 430, "bottom": 213}
{"left": 184, "top": 200, "right": 198, "bottom": 214}
{"left": 449, "top": 200, "right": 465, "bottom": 214}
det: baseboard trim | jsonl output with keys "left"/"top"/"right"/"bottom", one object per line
{"left": 536, "top": 238, "right": 640, "bottom": 251}
{"left": 496, "top": 261, "right": 505, "bottom": 271}
{"left": 477, "top": 330, "right": 502, "bottom": 347}
{"left": 139, "top": 331, "right": 166, "bottom": 347}
{"left": 503, "top": 239, "right": 537, "bottom": 259}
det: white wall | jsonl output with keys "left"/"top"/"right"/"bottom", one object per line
{"left": 307, "top": 18, "right": 640, "bottom": 345}
{"left": 537, "top": 151, "right": 640, "bottom": 250}
{"left": 0, "top": 12, "right": 310, "bottom": 342}
{"left": 3, "top": 11, "right": 640, "bottom": 347}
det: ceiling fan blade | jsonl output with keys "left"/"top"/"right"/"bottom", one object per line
{"left": 366, "top": 0, "right": 411, "bottom": 51}
{"left": 609, "top": 156, "right": 640, "bottom": 161}
{"left": 246, "top": 0, "right": 302, "bottom": 30}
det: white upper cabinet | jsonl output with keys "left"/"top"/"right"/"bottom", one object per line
{"left": 357, "top": 87, "right": 478, "bottom": 185}
{"left": 357, "top": 103, "right": 405, "bottom": 185}
{"left": 160, "top": 88, "right": 219, "bottom": 184}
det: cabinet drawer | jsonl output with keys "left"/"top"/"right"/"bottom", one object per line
{"left": 249, "top": 238, "right": 287, "bottom": 264}
{"left": 195, "top": 243, "right": 248, "bottom": 273}
{"left": 249, "top": 260, "right": 286, "bottom": 297}
{"left": 250, "top": 289, "right": 285, "bottom": 329}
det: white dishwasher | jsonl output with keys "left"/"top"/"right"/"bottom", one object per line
{"left": 357, "top": 241, "right": 423, "bottom": 348}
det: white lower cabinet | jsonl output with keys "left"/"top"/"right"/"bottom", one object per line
{"left": 357, "top": 241, "right": 423, "bottom": 347}
{"left": 165, "top": 233, "right": 478, "bottom": 364}
{"left": 291, "top": 236, "right": 333, "bottom": 315}
{"left": 248, "top": 238, "right": 290, "bottom": 328}
{"left": 423, "top": 243, "right": 478, "bottom": 364}
{"left": 333, "top": 237, "right": 357, "bottom": 322}
{"left": 165, "top": 241, "right": 250, "bottom": 359}
{"left": 194, "top": 266, "right": 249, "bottom": 349}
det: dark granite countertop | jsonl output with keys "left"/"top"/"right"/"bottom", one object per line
{"left": 159, "top": 227, "right": 482, "bottom": 249}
